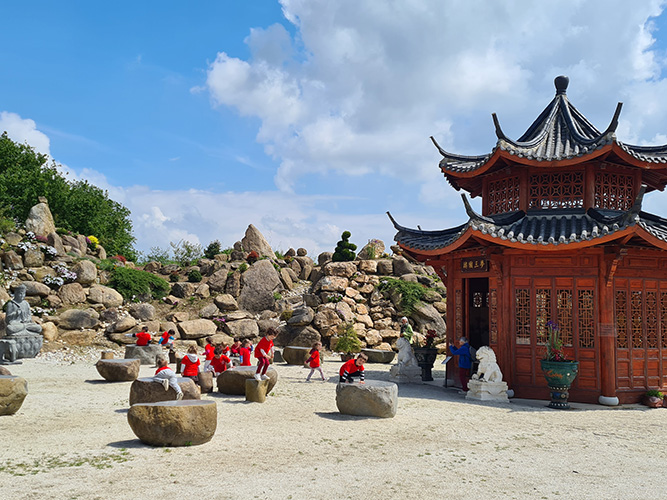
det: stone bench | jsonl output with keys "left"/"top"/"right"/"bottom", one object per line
{"left": 96, "top": 358, "right": 141, "bottom": 382}
{"left": 124, "top": 344, "right": 164, "bottom": 365}
{"left": 198, "top": 371, "right": 214, "bottom": 393}
{"left": 217, "top": 366, "right": 278, "bottom": 395}
{"left": 127, "top": 400, "right": 217, "bottom": 446}
{"left": 335, "top": 380, "right": 398, "bottom": 418}
{"left": 282, "top": 346, "right": 312, "bottom": 365}
{"left": 0, "top": 375, "right": 28, "bottom": 416}
{"left": 129, "top": 377, "right": 200, "bottom": 406}
{"left": 361, "top": 348, "right": 396, "bottom": 364}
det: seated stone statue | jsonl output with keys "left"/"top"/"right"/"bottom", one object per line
{"left": 471, "top": 346, "right": 503, "bottom": 383}
{"left": 389, "top": 336, "right": 421, "bottom": 383}
{"left": 5, "top": 285, "right": 42, "bottom": 336}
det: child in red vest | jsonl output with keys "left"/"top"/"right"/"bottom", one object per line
{"left": 181, "top": 345, "right": 201, "bottom": 382}
{"left": 254, "top": 328, "right": 276, "bottom": 380}
{"left": 126, "top": 326, "right": 152, "bottom": 346}
{"left": 239, "top": 339, "right": 252, "bottom": 366}
{"left": 339, "top": 353, "right": 368, "bottom": 383}
{"left": 208, "top": 345, "right": 232, "bottom": 376}
{"left": 152, "top": 356, "right": 183, "bottom": 400}
{"left": 203, "top": 336, "right": 215, "bottom": 371}
{"left": 230, "top": 337, "right": 242, "bottom": 356}
{"left": 305, "top": 341, "right": 325, "bottom": 381}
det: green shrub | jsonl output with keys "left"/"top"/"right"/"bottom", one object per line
{"left": 204, "top": 240, "right": 221, "bottom": 259}
{"left": 280, "top": 309, "right": 293, "bottom": 321}
{"left": 377, "top": 278, "right": 426, "bottom": 315}
{"left": 645, "top": 389, "right": 665, "bottom": 399}
{"left": 188, "top": 269, "right": 202, "bottom": 283}
{"left": 97, "top": 259, "right": 117, "bottom": 272}
{"left": 273, "top": 291, "right": 283, "bottom": 301}
{"left": 334, "top": 322, "right": 362, "bottom": 353}
{"left": 238, "top": 263, "right": 248, "bottom": 273}
{"left": 170, "top": 240, "right": 203, "bottom": 266}
{"left": 169, "top": 273, "right": 180, "bottom": 283}
{"left": 332, "top": 231, "right": 357, "bottom": 262}
{"left": 108, "top": 266, "right": 170, "bottom": 301}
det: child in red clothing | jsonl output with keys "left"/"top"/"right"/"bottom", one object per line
{"left": 125, "top": 326, "right": 152, "bottom": 346}
{"left": 254, "top": 328, "right": 276, "bottom": 380}
{"left": 229, "top": 337, "right": 241, "bottom": 356}
{"left": 339, "top": 353, "right": 368, "bottom": 383}
{"left": 239, "top": 339, "right": 252, "bottom": 366}
{"left": 304, "top": 341, "right": 325, "bottom": 381}
{"left": 180, "top": 345, "right": 201, "bottom": 382}
{"left": 207, "top": 345, "right": 232, "bottom": 376}
{"left": 203, "top": 336, "right": 215, "bottom": 371}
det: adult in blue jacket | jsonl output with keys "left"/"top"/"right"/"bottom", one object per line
{"left": 449, "top": 337, "right": 472, "bottom": 392}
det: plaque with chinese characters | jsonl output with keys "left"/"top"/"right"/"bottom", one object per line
{"left": 461, "top": 258, "right": 487, "bottom": 272}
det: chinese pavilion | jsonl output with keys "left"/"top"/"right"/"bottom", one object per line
{"left": 390, "top": 76, "right": 667, "bottom": 405}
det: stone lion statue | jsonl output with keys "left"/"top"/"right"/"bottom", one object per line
{"left": 471, "top": 346, "right": 503, "bottom": 383}
{"left": 396, "top": 336, "right": 418, "bottom": 368}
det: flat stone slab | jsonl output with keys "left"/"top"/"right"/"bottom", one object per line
{"left": 127, "top": 399, "right": 217, "bottom": 446}
{"left": 124, "top": 344, "right": 163, "bottom": 365}
{"left": 96, "top": 358, "right": 141, "bottom": 382}
{"left": 361, "top": 348, "right": 396, "bottom": 364}
{"left": 245, "top": 378, "right": 269, "bottom": 403}
{"left": 217, "top": 366, "right": 278, "bottom": 395}
{"left": 129, "top": 377, "right": 200, "bottom": 406}
{"left": 282, "top": 346, "right": 311, "bottom": 365}
{"left": 0, "top": 375, "right": 28, "bottom": 416}
{"left": 336, "top": 380, "right": 398, "bottom": 418}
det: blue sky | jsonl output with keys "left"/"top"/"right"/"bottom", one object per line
{"left": 3, "top": 1, "right": 667, "bottom": 256}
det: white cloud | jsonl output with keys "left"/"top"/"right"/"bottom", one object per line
{"left": 204, "top": 0, "right": 667, "bottom": 198}
{"left": 0, "top": 112, "right": 51, "bottom": 156}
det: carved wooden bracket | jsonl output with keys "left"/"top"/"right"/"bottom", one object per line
{"left": 606, "top": 247, "right": 627, "bottom": 287}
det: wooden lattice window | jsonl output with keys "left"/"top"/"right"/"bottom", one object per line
{"left": 473, "top": 292, "right": 483, "bottom": 308}
{"left": 529, "top": 171, "right": 584, "bottom": 209}
{"left": 536, "top": 288, "right": 551, "bottom": 344}
{"left": 662, "top": 292, "right": 667, "bottom": 349}
{"left": 616, "top": 290, "right": 628, "bottom": 349}
{"left": 455, "top": 289, "right": 462, "bottom": 336}
{"left": 487, "top": 176, "right": 520, "bottom": 214}
{"left": 515, "top": 289, "right": 531, "bottom": 345}
{"left": 578, "top": 290, "right": 595, "bottom": 348}
{"left": 489, "top": 289, "right": 498, "bottom": 344}
{"left": 631, "top": 291, "right": 643, "bottom": 349}
{"left": 556, "top": 289, "right": 573, "bottom": 346}
{"left": 647, "top": 291, "right": 658, "bottom": 349}
{"left": 595, "top": 172, "right": 634, "bottom": 210}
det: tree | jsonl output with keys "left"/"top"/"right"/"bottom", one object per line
{"left": 0, "top": 133, "right": 137, "bottom": 259}
{"left": 332, "top": 231, "right": 357, "bottom": 262}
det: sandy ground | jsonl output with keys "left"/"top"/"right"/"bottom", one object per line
{"left": 1, "top": 351, "right": 666, "bottom": 500}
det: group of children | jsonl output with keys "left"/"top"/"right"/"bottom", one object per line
{"left": 147, "top": 326, "right": 370, "bottom": 399}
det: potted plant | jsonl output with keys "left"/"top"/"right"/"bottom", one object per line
{"left": 334, "top": 322, "right": 362, "bottom": 361}
{"left": 540, "top": 321, "right": 579, "bottom": 409}
{"left": 643, "top": 389, "right": 664, "bottom": 408}
{"left": 412, "top": 329, "right": 439, "bottom": 381}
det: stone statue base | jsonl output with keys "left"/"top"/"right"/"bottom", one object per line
{"left": 465, "top": 379, "right": 509, "bottom": 402}
{"left": 0, "top": 334, "right": 42, "bottom": 364}
{"left": 389, "top": 364, "right": 422, "bottom": 384}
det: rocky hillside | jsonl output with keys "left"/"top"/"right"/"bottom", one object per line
{"left": 0, "top": 201, "right": 448, "bottom": 353}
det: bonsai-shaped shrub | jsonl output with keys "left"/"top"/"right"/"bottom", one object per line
{"left": 334, "top": 322, "right": 362, "bottom": 354}
{"left": 204, "top": 240, "right": 221, "bottom": 259}
{"left": 187, "top": 269, "right": 202, "bottom": 283}
{"left": 109, "top": 266, "right": 170, "bottom": 301}
{"left": 169, "top": 272, "right": 180, "bottom": 283}
{"left": 332, "top": 231, "right": 357, "bottom": 262}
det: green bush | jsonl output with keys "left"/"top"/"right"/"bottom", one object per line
{"left": 170, "top": 240, "right": 203, "bottom": 266}
{"left": 332, "top": 231, "right": 357, "bottom": 262}
{"left": 187, "top": 269, "right": 202, "bottom": 283}
{"left": 204, "top": 240, "right": 221, "bottom": 259}
{"left": 238, "top": 262, "right": 248, "bottom": 273}
{"left": 108, "top": 266, "right": 170, "bottom": 301}
{"left": 377, "top": 278, "right": 426, "bottom": 315}
{"left": 334, "top": 322, "right": 362, "bottom": 353}
{"left": 169, "top": 272, "right": 180, "bottom": 283}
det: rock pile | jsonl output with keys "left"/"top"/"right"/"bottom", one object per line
{"left": 0, "top": 201, "right": 448, "bottom": 355}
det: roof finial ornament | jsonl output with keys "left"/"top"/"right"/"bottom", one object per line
{"left": 555, "top": 75, "right": 569, "bottom": 95}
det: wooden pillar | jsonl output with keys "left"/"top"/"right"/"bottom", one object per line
{"left": 500, "top": 253, "right": 513, "bottom": 388}
{"left": 598, "top": 257, "right": 619, "bottom": 405}
{"left": 584, "top": 164, "right": 595, "bottom": 209}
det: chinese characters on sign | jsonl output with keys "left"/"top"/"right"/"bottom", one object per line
{"left": 461, "top": 258, "right": 488, "bottom": 272}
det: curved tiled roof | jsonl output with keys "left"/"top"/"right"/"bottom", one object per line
{"left": 436, "top": 76, "right": 667, "bottom": 173}
{"left": 389, "top": 190, "right": 667, "bottom": 252}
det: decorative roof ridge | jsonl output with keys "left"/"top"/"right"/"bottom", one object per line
{"left": 461, "top": 193, "right": 495, "bottom": 223}
{"left": 430, "top": 136, "right": 490, "bottom": 162}
{"left": 386, "top": 211, "right": 468, "bottom": 235}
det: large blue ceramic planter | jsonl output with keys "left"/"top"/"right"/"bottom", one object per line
{"left": 540, "top": 360, "right": 579, "bottom": 409}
